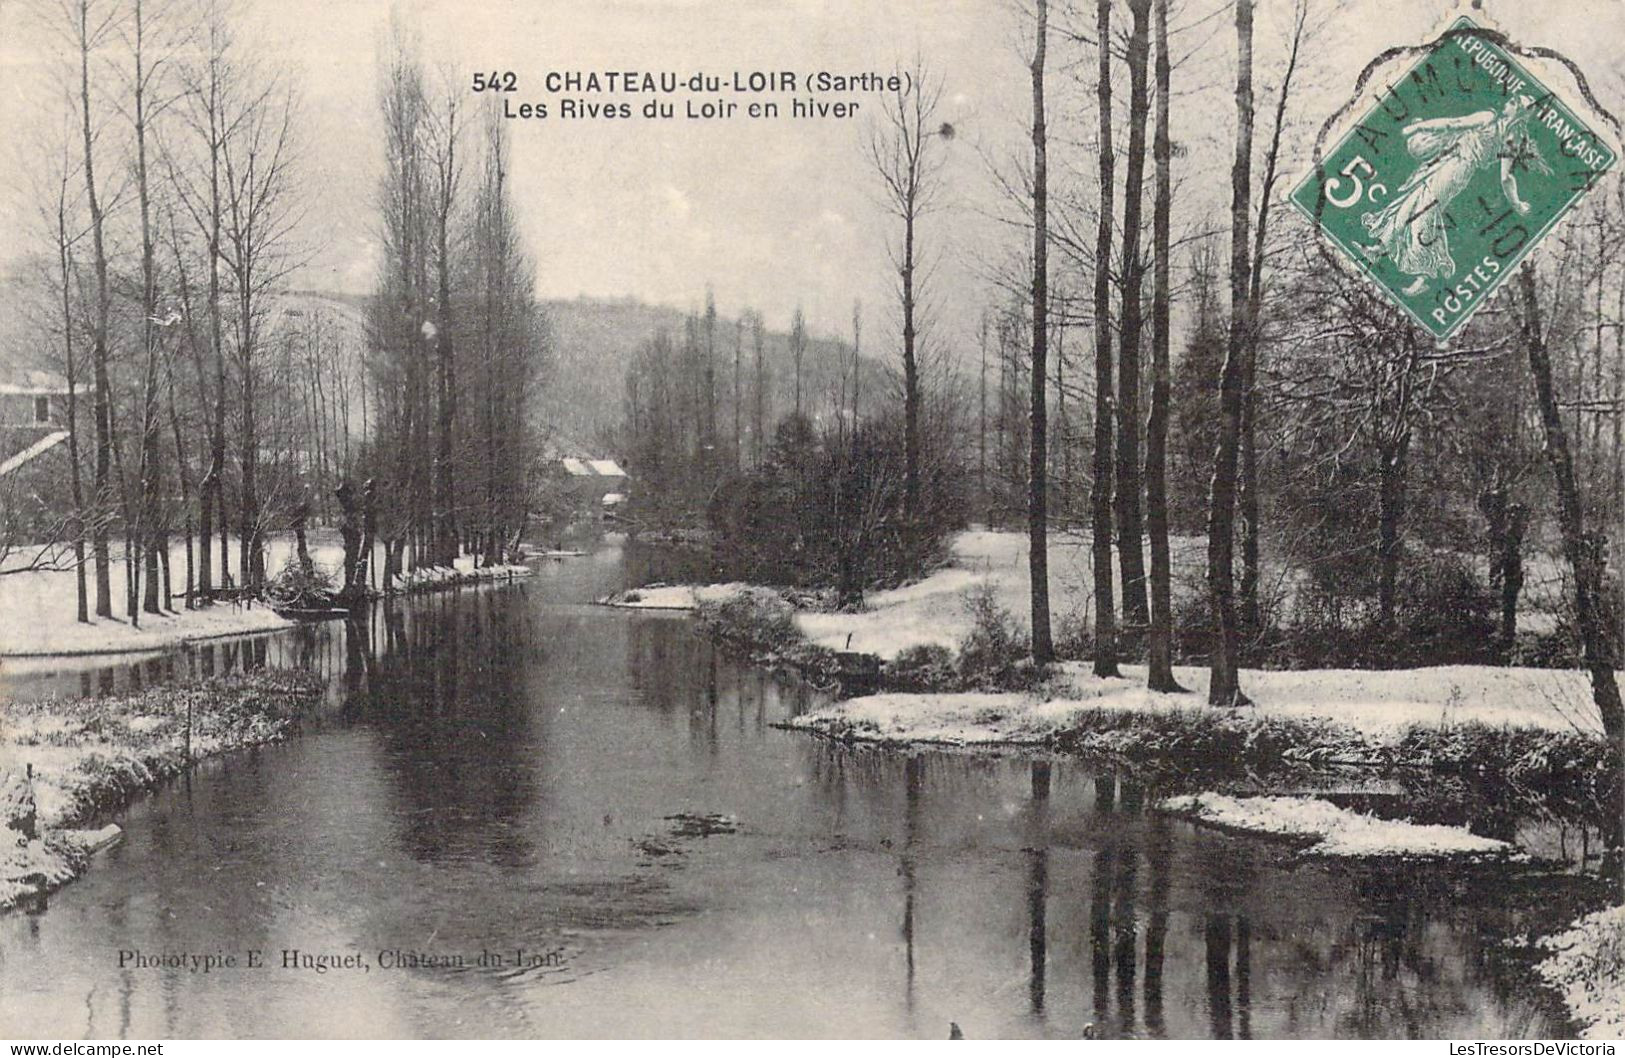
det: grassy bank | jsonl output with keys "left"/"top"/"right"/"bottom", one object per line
{"left": 1, "top": 670, "right": 326, "bottom": 909}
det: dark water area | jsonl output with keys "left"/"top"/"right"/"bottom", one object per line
{"left": 0, "top": 540, "right": 1611, "bottom": 1038}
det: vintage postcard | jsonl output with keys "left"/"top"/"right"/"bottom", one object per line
{"left": 0, "top": 0, "right": 1621, "bottom": 1043}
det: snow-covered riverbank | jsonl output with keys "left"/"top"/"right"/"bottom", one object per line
{"left": 787, "top": 660, "right": 1610, "bottom": 744}
{"left": 0, "top": 530, "right": 532, "bottom": 657}
{"left": 1534, "top": 905, "right": 1625, "bottom": 1039}
{"left": 1157, "top": 792, "right": 1516, "bottom": 858}
{"left": 614, "top": 529, "right": 1607, "bottom": 739}
{"left": 0, "top": 670, "right": 326, "bottom": 909}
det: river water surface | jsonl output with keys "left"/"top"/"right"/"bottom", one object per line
{"left": 0, "top": 542, "right": 1607, "bottom": 1038}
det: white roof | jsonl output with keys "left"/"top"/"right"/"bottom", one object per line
{"left": 588, "top": 459, "right": 625, "bottom": 477}
{"left": 0, "top": 431, "right": 69, "bottom": 477}
{"left": 0, "top": 370, "right": 71, "bottom": 396}
{"left": 561, "top": 457, "right": 592, "bottom": 476}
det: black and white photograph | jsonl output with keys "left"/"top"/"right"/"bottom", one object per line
{"left": 0, "top": 0, "right": 1622, "bottom": 1042}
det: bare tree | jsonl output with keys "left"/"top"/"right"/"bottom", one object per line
{"left": 218, "top": 60, "right": 301, "bottom": 592}
{"left": 123, "top": 0, "right": 184, "bottom": 615}
{"left": 867, "top": 58, "right": 950, "bottom": 532}
{"left": 424, "top": 68, "right": 463, "bottom": 566}
{"left": 1206, "top": 0, "right": 1254, "bottom": 707}
{"left": 789, "top": 305, "right": 807, "bottom": 419}
{"left": 1518, "top": 263, "right": 1623, "bottom": 756}
{"left": 1145, "top": 0, "right": 1183, "bottom": 692}
{"left": 751, "top": 310, "right": 767, "bottom": 467}
{"left": 1116, "top": 0, "right": 1154, "bottom": 632}
{"left": 1089, "top": 0, "right": 1120, "bottom": 678}
{"left": 37, "top": 121, "right": 92, "bottom": 622}
{"left": 168, "top": 0, "right": 235, "bottom": 601}
{"left": 1027, "top": 0, "right": 1054, "bottom": 664}
{"left": 61, "top": 0, "right": 119, "bottom": 618}
{"left": 1239, "top": 0, "right": 1308, "bottom": 636}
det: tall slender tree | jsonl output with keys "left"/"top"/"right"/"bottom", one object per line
{"left": 426, "top": 73, "right": 463, "bottom": 566}
{"left": 1518, "top": 264, "right": 1623, "bottom": 756}
{"left": 1116, "top": 0, "right": 1154, "bottom": 632}
{"left": 69, "top": 0, "right": 116, "bottom": 619}
{"left": 1146, "top": 0, "right": 1182, "bottom": 692}
{"left": 1028, "top": 0, "right": 1054, "bottom": 665}
{"left": 868, "top": 60, "right": 948, "bottom": 531}
{"left": 789, "top": 305, "right": 807, "bottom": 419}
{"left": 1206, "top": 0, "right": 1255, "bottom": 707}
{"left": 1090, "top": 0, "right": 1121, "bottom": 678}
{"left": 1239, "top": 0, "right": 1307, "bottom": 636}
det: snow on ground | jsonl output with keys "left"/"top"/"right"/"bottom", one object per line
{"left": 1158, "top": 792, "right": 1516, "bottom": 858}
{"left": 1535, "top": 905, "right": 1625, "bottom": 1039}
{"left": 1, "top": 671, "right": 321, "bottom": 908}
{"left": 0, "top": 598, "right": 292, "bottom": 656}
{"left": 796, "top": 530, "right": 1140, "bottom": 658}
{"left": 1, "top": 530, "right": 533, "bottom": 657}
{"left": 1, "top": 532, "right": 317, "bottom": 657}
{"left": 0, "top": 833, "right": 80, "bottom": 908}
{"left": 790, "top": 661, "right": 1610, "bottom": 745}
{"left": 795, "top": 529, "right": 1575, "bottom": 660}
{"left": 600, "top": 583, "right": 760, "bottom": 610}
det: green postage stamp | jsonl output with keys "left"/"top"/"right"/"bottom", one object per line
{"left": 1290, "top": 15, "right": 1617, "bottom": 340}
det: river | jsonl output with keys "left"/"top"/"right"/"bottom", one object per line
{"left": 0, "top": 541, "right": 1607, "bottom": 1039}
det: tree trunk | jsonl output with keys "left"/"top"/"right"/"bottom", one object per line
{"left": 1116, "top": 0, "right": 1153, "bottom": 634}
{"left": 1502, "top": 503, "right": 1526, "bottom": 652}
{"left": 1028, "top": 0, "right": 1054, "bottom": 665}
{"left": 1146, "top": 0, "right": 1183, "bottom": 692}
{"left": 1239, "top": 4, "right": 1303, "bottom": 641}
{"left": 134, "top": 0, "right": 163, "bottom": 618}
{"left": 361, "top": 478, "right": 377, "bottom": 592}
{"left": 1206, "top": 0, "right": 1254, "bottom": 707}
{"left": 902, "top": 208, "right": 921, "bottom": 529}
{"left": 240, "top": 327, "right": 262, "bottom": 591}
{"left": 1519, "top": 264, "right": 1623, "bottom": 757}
{"left": 205, "top": 40, "right": 225, "bottom": 604}
{"left": 293, "top": 495, "right": 314, "bottom": 576}
{"left": 435, "top": 193, "right": 457, "bottom": 567}
{"left": 75, "top": 0, "right": 113, "bottom": 620}
{"left": 1375, "top": 437, "right": 1409, "bottom": 635}
{"left": 1090, "top": 0, "right": 1120, "bottom": 678}
{"left": 56, "top": 179, "right": 89, "bottom": 625}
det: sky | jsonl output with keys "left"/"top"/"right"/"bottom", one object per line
{"left": 1, "top": 0, "right": 1622, "bottom": 356}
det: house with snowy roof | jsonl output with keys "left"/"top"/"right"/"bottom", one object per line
{"left": 0, "top": 370, "right": 79, "bottom": 541}
{"left": 558, "top": 456, "right": 629, "bottom": 510}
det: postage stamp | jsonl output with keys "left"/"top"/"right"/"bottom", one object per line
{"left": 1289, "top": 15, "right": 1617, "bottom": 340}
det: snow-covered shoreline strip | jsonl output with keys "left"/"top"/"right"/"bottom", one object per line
{"left": 393, "top": 562, "right": 532, "bottom": 590}
{"left": 1, "top": 671, "right": 324, "bottom": 910}
{"left": 1534, "top": 905, "right": 1625, "bottom": 1040}
{"left": 598, "top": 583, "right": 759, "bottom": 610}
{"left": 1, "top": 604, "right": 294, "bottom": 658}
{"left": 787, "top": 659, "right": 1613, "bottom": 742}
{"left": 1158, "top": 792, "right": 1517, "bottom": 858}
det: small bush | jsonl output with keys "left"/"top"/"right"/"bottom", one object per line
{"left": 265, "top": 558, "right": 337, "bottom": 608}
{"left": 1393, "top": 551, "right": 1498, "bottom": 666}
{"left": 1053, "top": 611, "right": 1092, "bottom": 662}
{"left": 956, "top": 584, "right": 1034, "bottom": 691}
{"left": 698, "top": 590, "right": 802, "bottom": 652}
{"left": 694, "top": 589, "right": 840, "bottom": 681}
{"left": 1394, "top": 724, "right": 1620, "bottom": 809}
{"left": 886, "top": 644, "right": 958, "bottom": 692}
